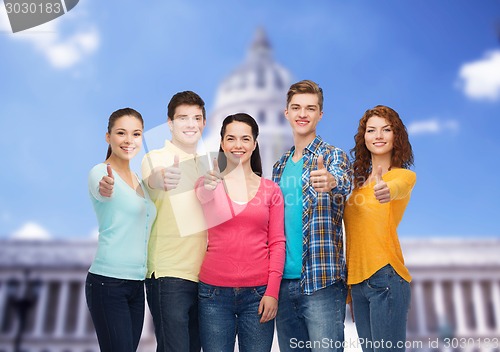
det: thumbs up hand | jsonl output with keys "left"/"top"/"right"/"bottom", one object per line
{"left": 161, "top": 155, "right": 182, "bottom": 191}
{"left": 204, "top": 157, "right": 223, "bottom": 191}
{"left": 373, "top": 165, "right": 390, "bottom": 203}
{"left": 310, "top": 154, "right": 337, "bottom": 192}
{"left": 99, "top": 164, "right": 115, "bottom": 197}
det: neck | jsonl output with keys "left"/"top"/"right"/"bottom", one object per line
{"left": 223, "top": 160, "right": 255, "bottom": 179}
{"left": 293, "top": 133, "right": 316, "bottom": 159}
{"left": 106, "top": 155, "right": 130, "bottom": 173}
{"left": 371, "top": 154, "right": 391, "bottom": 173}
{"left": 170, "top": 140, "right": 197, "bottom": 155}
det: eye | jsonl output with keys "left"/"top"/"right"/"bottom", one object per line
{"left": 366, "top": 129, "right": 374, "bottom": 133}
{"left": 384, "top": 128, "right": 392, "bottom": 132}
{"left": 196, "top": 117, "right": 202, "bottom": 121}
{"left": 134, "top": 132, "right": 142, "bottom": 137}
{"left": 117, "top": 131, "right": 125, "bottom": 135}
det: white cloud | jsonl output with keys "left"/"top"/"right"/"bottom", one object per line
{"left": 408, "top": 119, "right": 459, "bottom": 136}
{"left": 458, "top": 50, "right": 500, "bottom": 101}
{"left": 0, "top": 4, "right": 99, "bottom": 69}
{"left": 11, "top": 222, "right": 51, "bottom": 240}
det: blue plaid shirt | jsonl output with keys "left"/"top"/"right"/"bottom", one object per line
{"left": 272, "top": 136, "right": 352, "bottom": 294}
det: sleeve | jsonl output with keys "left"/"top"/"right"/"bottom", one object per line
{"left": 327, "top": 148, "right": 352, "bottom": 196}
{"left": 88, "top": 165, "right": 111, "bottom": 203}
{"left": 387, "top": 170, "right": 416, "bottom": 201}
{"left": 264, "top": 182, "right": 286, "bottom": 300}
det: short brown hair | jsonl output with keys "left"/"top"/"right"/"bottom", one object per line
{"left": 167, "top": 91, "right": 206, "bottom": 121}
{"left": 286, "top": 80, "right": 324, "bottom": 111}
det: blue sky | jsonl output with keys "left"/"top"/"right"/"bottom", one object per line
{"left": 1, "top": 0, "right": 499, "bottom": 239}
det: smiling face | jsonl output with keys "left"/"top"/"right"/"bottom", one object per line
{"left": 106, "top": 115, "right": 143, "bottom": 161}
{"left": 220, "top": 121, "right": 256, "bottom": 167}
{"left": 168, "top": 104, "right": 205, "bottom": 152}
{"left": 364, "top": 115, "right": 394, "bottom": 158}
{"left": 285, "top": 93, "right": 323, "bottom": 140}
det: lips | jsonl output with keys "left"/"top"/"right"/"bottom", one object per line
{"left": 296, "top": 120, "right": 309, "bottom": 126}
{"left": 373, "top": 142, "right": 386, "bottom": 147}
{"left": 121, "top": 146, "right": 135, "bottom": 152}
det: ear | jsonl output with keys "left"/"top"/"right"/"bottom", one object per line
{"left": 105, "top": 132, "right": 110, "bottom": 144}
{"left": 167, "top": 119, "right": 174, "bottom": 131}
{"left": 319, "top": 110, "right": 324, "bottom": 121}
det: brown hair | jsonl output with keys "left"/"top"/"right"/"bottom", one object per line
{"left": 286, "top": 80, "right": 324, "bottom": 111}
{"left": 167, "top": 91, "right": 206, "bottom": 121}
{"left": 351, "top": 105, "right": 414, "bottom": 188}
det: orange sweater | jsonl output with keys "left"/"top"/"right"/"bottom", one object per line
{"left": 344, "top": 168, "right": 416, "bottom": 285}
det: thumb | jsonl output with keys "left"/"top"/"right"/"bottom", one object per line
{"left": 317, "top": 154, "right": 325, "bottom": 170}
{"left": 375, "top": 165, "right": 383, "bottom": 184}
{"left": 106, "top": 164, "right": 114, "bottom": 179}
{"left": 213, "top": 157, "right": 220, "bottom": 173}
{"left": 173, "top": 155, "right": 180, "bottom": 168}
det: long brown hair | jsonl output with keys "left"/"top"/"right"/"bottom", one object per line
{"left": 350, "top": 105, "right": 414, "bottom": 188}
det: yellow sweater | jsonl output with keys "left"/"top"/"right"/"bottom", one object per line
{"left": 344, "top": 168, "right": 416, "bottom": 285}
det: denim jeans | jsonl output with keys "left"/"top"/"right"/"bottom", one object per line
{"left": 276, "top": 279, "right": 347, "bottom": 352}
{"left": 85, "top": 272, "right": 145, "bottom": 352}
{"left": 145, "top": 276, "right": 201, "bottom": 352}
{"left": 198, "top": 282, "right": 275, "bottom": 352}
{"left": 350, "top": 264, "right": 411, "bottom": 352}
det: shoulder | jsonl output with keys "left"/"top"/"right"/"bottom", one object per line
{"left": 89, "top": 163, "right": 107, "bottom": 179}
{"left": 260, "top": 178, "right": 284, "bottom": 200}
{"left": 387, "top": 168, "right": 416, "bottom": 184}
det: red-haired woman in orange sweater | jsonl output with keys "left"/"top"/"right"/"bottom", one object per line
{"left": 344, "top": 105, "right": 416, "bottom": 352}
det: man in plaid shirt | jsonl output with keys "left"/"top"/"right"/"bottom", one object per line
{"left": 272, "top": 80, "right": 352, "bottom": 352}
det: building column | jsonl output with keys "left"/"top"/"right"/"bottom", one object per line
{"left": 76, "top": 281, "right": 88, "bottom": 337}
{"left": 33, "top": 281, "right": 49, "bottom": 337}
{"left": 413, "top": 280, "right": 428, "bottom": 336}
{"left": 491, "top": 281, "right": 500, "bottom": 334}
{"left": 433, "top": 280, "right": 448, "bottom": 330}
{"left": 54, "top": 281, "right": 69, "bottom": 337}
{"left": 452, "top": 280, "right": 467, "bottom": 336}
{"left": 472, "top": 280, "right": 487, "bottom": 335}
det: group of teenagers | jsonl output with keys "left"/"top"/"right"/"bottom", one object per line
{"left": 85, "top": 79, "right": 416, "bottom": 352}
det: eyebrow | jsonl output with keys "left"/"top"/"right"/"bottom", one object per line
{"left": 175, "top": 114, "right": 203, "bottom": 117}
{"left": 225, "top": 134, "right": 252, "bottom": 138}
{"left": 367, "top": 124, "right": 392, "bottom": 128}
{"left": 290, "top": 104, "right": 318, "bottom": 108}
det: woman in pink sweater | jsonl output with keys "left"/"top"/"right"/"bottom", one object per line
{"left": 196, "top": 113, "right": 285, "bottom": 352}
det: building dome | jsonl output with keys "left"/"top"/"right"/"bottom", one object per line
{"left": 205, "top": 28, "right": 294, "bottom": 176}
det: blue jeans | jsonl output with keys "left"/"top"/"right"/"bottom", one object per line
{"left": 276, "top": 279, "right": 347, "bottom": 352}
{"left": 85, "top": 272, "right": 145, "bottom": 352}
{"left": 145, "top": 276, "right": 201, "bottom": 352}
{"left": 351, "top": 264, "right": 411, "bottom": 352}
{"left": 198, "top": 282, "right": 275, "bottom": 352}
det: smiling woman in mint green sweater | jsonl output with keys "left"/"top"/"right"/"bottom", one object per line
{"left": 86, "top": 108, "right": 156, "bottom": 352}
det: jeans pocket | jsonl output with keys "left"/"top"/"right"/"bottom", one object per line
{"left": 252, "top": 285, "right": 267, "bottom": 299}
{"left": 198, "top": 282, "right": 216, "bottom": 299}
{"left": 366, "top": 271, "right": 390, "bottom": 291}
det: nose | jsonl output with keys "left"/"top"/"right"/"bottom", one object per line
{"left": 375, "top": 130, "right": 383, "bottom": 139}
{"left": 299, "top": 108, "right": 307, "bottom": 117}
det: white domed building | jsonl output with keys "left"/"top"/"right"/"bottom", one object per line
{"left": 203, "top": 28, "right": 293, "bottom": 177}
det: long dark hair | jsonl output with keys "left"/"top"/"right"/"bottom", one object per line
{"left": 105, "top": 108, "right": 144, "bottom": 160}
{"left": 218, "top": 113, "right": 262, "bottom": 176}
{"left": 350, "top": 105, "right": 414, "bottom": 188}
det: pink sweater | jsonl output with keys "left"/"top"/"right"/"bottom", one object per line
{"left": 195, "top": 178, "right": 285, "bottom": 299}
